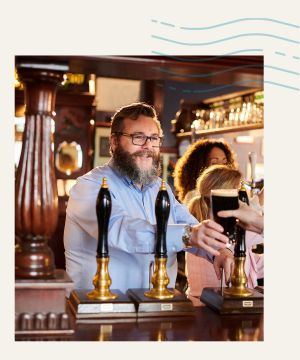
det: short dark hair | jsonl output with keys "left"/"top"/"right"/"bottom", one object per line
{"left": 111, "top": 102, "right": 163, "bottom": 136}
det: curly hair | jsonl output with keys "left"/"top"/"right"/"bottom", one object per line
{"left": 173, "top": 138, "right": 237, "bottom": 202}
{"left": 188, "top": 164, "right": 242, "bottom": 221}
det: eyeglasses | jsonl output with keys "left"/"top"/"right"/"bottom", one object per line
{"left": 113, "top": 132, "right": 163, "bottom": 147}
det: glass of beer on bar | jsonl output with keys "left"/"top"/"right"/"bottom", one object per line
{"left": 211, "top": 188, "right": 239, "bottom": 243}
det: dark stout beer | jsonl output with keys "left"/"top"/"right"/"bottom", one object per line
{"left": 211, "top": 189, "right": 239, "bottom": 242}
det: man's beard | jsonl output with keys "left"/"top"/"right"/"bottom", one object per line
{"left": 112, "top": 145, "right": 161, "bottom": 185}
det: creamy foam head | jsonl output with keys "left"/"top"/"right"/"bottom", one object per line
{"left": 211, "top": 189, "right": 238, "bottom": 197}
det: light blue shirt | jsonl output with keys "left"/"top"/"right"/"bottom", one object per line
{"left": 64, "top": 161, "right": 212, "bottom": 293}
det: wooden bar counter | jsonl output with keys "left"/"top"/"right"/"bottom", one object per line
{"left": 15, "top": 293, "right": 263, "bottom": 341}
{"left": 15, "top": 299, "right": 263, "bottom": 341}
{"left": 70, "top": 301, "right": 263, "bottom": 341}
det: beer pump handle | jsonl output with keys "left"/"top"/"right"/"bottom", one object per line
{"left": 96, "top": 177, "right": 111, "bottom": 257}
{"left": 248, "top": 151, "right": 257, "bottom": 192}
{"left": 155, "top": 180, "right": 170, "bottom": 258}
{"left": 234, "top": 185, "right": 249, "bottom": 257}
{"left": 239, "top": 182, "right": 250, "bottom": 205}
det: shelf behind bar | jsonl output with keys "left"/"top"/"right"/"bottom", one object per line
{"left": 201, "top": 88, "right": 262, "bottom": 105}
{"left": 176, "top": 123, "right": 264, "bottom": 139}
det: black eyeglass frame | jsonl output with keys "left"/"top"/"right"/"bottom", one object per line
{"left": 112, "top": 132, "right": 164, "bottom": 147}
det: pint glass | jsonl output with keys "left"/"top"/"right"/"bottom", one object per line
{"left": 211, "top": 189, "right": 239, "bottom": 243}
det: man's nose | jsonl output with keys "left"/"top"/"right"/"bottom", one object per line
{"left": 141, "top": 137, "right": 153, "bottom": 148}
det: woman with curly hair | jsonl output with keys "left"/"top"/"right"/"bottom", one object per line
{"left": 186, "top": 165, "right": 264, "bottom": 305}
{"left": 173, "top": 138, "right": 237, "bottom": 204}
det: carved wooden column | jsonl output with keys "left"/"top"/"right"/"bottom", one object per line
{"left": 15, "top": 65, "right": 64, "bottom": 278}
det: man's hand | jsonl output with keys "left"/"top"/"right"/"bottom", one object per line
{"left": 190, "top": 219, "right": 229, "bottom": 257}
{"left": 213, "top": 248, "right": 234, "bottom": 284}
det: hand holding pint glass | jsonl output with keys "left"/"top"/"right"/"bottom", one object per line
{"left": 211, "top": 189, "right": 239, "bottom": 243}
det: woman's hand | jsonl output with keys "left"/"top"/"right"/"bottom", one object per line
{"left": 213, "top": 248, "right": 234, "bottom": 284}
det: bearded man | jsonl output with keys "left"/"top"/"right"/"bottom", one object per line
{"left": 64, "top": 102, "right": 233, "bottom": 292}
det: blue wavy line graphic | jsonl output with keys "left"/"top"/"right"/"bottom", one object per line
{"left": 151, "top": 49, "right": 264, "bottom": 62}
{"left": 152, "top": 64, "right": 299, "bottom": 78}
{"left": 160, "top": 21, "right": 175, "bottom": 28}
{"left": 151, "top": 18, "right": 300, "bottom": 29}
{"left": 166, "top": 79, "right": 299, "bottom": 93}
{"left": 266, "top": 65, "right": 298, "bottom": 75}
{"left": 264, "top": 80, "right": 299, "bottom": 90}
{"left": 275, "top": 51, "right": 286, "bottom": 56}
{"left": 151, "top": 33, "right": 299, "bottom": 46}
{"left": 152, "top": 47, "right": 299, "bottom": 63}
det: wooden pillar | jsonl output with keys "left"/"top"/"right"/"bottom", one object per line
{"left": 15, "top": 65, "right": 65, "bottom": 278}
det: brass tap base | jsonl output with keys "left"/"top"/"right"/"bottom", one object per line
{"left": 87, "top": 256, "right": 118, "bottom": 301}
{"left": 87, "top": 289, "right": 118, "bottom": 301}
{"left": 127, "top": 288, "right": 195, "bottom": 317}
{"left": 144, "top": 257, "right": 174, "bottom": 299}
{"left": 223, "top": 286, "right": 253, "bottom": 297}
{"left": 200, "top": 287, "right": 264, "bottom": 314}
{"left": 69, "top": 289, "right": 136, "bottom": 320}
{"left": 225, "top": 256, "right": 252, "bottom": 297}
{"left": 144, "top": 287, "right": 175, "bottom": 300}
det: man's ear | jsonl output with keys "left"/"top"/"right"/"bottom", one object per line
{"left": 110, "top": 135, "right": 118, "bottom": 152}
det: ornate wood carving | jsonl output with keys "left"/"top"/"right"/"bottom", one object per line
{"left": 15, "top": 67, "right": 64, "bottom": 278}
